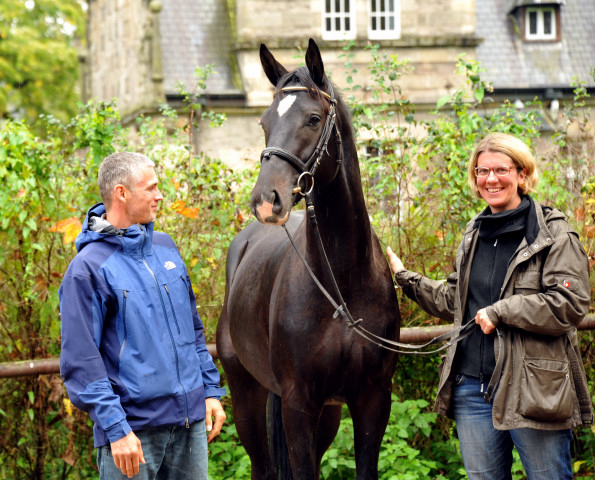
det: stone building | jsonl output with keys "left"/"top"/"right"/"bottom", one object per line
{"left": 83, "top": 0, "right": 595, "bottom": 165}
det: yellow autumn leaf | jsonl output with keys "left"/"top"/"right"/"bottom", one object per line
{"left": 63, "top": 398, "right": 73, "bottom": 416}
{"left": 49, "top": 217, "right": 82, "bottom": 244}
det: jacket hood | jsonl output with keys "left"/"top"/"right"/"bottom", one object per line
{"left": 75, "top": 202, "right": 154, "bottom": 256}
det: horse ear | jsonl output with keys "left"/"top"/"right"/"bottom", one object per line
{"left": 305, "top": 38, "right": 325, "bottom": 87}
{"left": 260, "top": 44, "right": 289, "bottom": 87}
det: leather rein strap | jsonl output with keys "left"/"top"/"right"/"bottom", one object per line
{"left": 283, "top": 191, "right": 476, "bottom": 355}
{"left": 269, "top": 82, "right": 473, "bottom": 354}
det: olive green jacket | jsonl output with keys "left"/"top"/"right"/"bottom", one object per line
{"left": 395, "top": 204, "right": 593, "bottom": 430}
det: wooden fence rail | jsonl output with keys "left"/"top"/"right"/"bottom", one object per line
{"left": 1, "top": 315, "right": 594, "bottom": 379}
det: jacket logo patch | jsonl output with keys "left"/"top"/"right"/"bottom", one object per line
{"left": 164, "top": 261, "right": 176, "bottom": 270}
{"left": 563, "top": 281, "right": 570, "bottom": 288}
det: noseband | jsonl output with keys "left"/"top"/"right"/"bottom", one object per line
{"left": 260, "top": 84, "right": 344, "bottom": 189}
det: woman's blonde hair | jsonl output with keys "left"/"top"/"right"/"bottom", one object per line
{"left": 467, "top": 133, "right": 538, "bottom": 198}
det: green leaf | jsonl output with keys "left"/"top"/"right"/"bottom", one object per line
{"left": 436, "top": 95, "right": 450, "bottom": 110}
{"left": 474, "top": 87, "right": 485, "bottom": 103}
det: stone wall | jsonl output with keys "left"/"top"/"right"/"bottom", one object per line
{"left": 87, "top": 0, "right": 163, "bottom": 117}
{"left": 234, "top": 0, "right": 478, "bottom": 107}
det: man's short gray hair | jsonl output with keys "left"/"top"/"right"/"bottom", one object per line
{"left": 98, "top": 152, "right": 155, "bottom": 207}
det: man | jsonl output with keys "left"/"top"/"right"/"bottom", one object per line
{"left": 60, "top": 152, "right": 226, "bottom": 479}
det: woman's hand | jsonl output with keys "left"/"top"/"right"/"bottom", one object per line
{"left": 475, "top": 308, "right": 496, "bottom": 334}
{"left": 386, "top": 246, "right": 405, "bottom": 275}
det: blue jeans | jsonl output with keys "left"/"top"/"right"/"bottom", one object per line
{"left": 97, "top": 420, "right": 208, "bottom": 480}
{"left": 453, "top": 375, "right": 573, "bottom": 480}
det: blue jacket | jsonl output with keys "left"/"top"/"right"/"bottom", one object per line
{"left": 59, "top": 203, "right": 225, "bottom": 447}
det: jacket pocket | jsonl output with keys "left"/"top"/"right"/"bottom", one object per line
{"left": 513, "top": 269, "right": 541, "bottom": 295}
{"left": 520, "top": 358, "right": 574, "bottom": 422}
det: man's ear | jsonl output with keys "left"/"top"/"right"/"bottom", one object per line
{"left": 113, "top": 184, "right": 127, "bottom": 203}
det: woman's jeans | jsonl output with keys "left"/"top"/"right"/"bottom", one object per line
{"left": 97, "top": 419, "right": 208, "bottom": 480}
{"left": 453, "top": 375, "right": 573, "bottom": 480}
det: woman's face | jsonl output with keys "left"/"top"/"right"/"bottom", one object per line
{"left": 476, "top": 151, "right": 526, "bottom": 213}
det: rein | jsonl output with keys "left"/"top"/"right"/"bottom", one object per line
{"left": 282, "top": 180, "right": 475, "bottom": 356}
{"left": 267, "top": 81, "right": 473, "bottom": 354}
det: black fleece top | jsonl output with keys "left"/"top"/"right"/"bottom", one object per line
{"left": 453, "top": 196, "right": 535, "bottom": 384}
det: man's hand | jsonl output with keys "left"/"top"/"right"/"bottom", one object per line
{"left": 475, "top": 308, "right": 496, "bottom": 335}
{"left": 205, "top": 397, "right": 226, "bottom": 443}
{"left": 386, "top": 246, "right": 405, "bottom": 275}
{"left": 111, "top": 431, "right": 145, "bottom": 478}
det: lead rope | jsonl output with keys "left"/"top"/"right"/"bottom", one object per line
{"left": 283, "top": 190, "right": 476, "bottom": 355}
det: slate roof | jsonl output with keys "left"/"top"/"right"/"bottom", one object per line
{"left": 475, "top": 0, "right": 595, "bottom": 91}
{"left": 158, "top": 0, "right": 239, "bottom": 96}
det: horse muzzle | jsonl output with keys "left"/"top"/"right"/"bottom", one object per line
{"left": 251, "top": 189, "right": 291, "bottom": 225}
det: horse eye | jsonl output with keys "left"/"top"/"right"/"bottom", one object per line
{"left": 308, "top": 115, "right": 321, "bottom": 127}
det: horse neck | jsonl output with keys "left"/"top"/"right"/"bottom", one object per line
{"left": 306, "top": 145, "right": 374, "bottom": 271}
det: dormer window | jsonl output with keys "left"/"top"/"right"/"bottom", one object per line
{"left": 525, "top": 6, "right": 557, "bottom": 40}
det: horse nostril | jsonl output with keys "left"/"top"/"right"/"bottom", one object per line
{"left": 272, "top": 190, "right": 283, "bottom": 215}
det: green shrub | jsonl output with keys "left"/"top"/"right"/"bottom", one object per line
{"left": 0, "top": 49, "right": 593, "bottom": 479}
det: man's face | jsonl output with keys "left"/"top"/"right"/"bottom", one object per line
{"left": 125, "top": 166, "right": 163, "bottom": 226}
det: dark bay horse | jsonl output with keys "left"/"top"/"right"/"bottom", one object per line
{"left": 216, "top": 39, "right": 401, "bottom": 479}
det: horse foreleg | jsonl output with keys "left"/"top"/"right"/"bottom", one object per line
{"left": 276, "top": 402, "right": 318, "bottom": 479}
{"left": 348, "top": 387, "right": 392, "bottom": 480}
{"left": 221, "top": 356, "right": 277, "bottom": 480}
{"left": 314, "top": 404, "right": 342, "bottom": 478}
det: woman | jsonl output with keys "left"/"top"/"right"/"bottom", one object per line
{"left": 387, "top": 133, "right": 592, "bottom": 480}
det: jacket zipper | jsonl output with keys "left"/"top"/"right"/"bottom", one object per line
{"left": 480, "top": 238, "right": 498, "bottom": 392}
{"left": 139, "top": 227, "right": 190, "bottom": 428}
{"left": 119, "top": 290, "right": 128, "bottom": 359}
{"left": 479, "top": 335, "right": 484, "bottom": 393}
{"left": 163, "top": 285, "right": 181, "bottom": 335}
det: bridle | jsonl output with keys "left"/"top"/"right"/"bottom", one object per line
{"left": 261, "top": 81, "right": 474, "bottom": 355}
{"left": 260, "top": 83, "right": 343, "bottom": 198}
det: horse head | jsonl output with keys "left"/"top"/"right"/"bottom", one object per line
{"left": 251, "top": 38, "right": 344, "bottom": 225}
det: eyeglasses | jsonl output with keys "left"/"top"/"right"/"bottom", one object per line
{"left": 474, "top": 166, "right": 519, "bottom": 178}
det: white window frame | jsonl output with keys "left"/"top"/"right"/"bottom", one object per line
{"left": 525, "top": 6, "right": 557, "bottom": 41}
{"left": 368, "top": 0, "right": 401, "bottom": 40}
{"left": 322, "top": 0, "right": 356, "bottom": 41}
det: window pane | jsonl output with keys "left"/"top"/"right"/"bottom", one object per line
{"left": 345, "top": 17, "right": 350, "bottom": 29}
{"left": 344, "top": 0, "right": 349, "bottom": 13}
{"left": 326, "top": 0, "right": 331, "bottom": 13}
{"left": 335, "top": 17, "right": 340, "bottom": 30}
{"left": 326, "top": 18, "right": 331, "bottom": 30}
{"left": 380, "top": 16, "right": 385, "bottom": 30}
{"left": 529, "top": 11, "right": 537, "bottom": 34}
{"left": 544, "top": 11, "right": 552, "bottom": 34}
{"left": 389, "top": 16, "right": 394, "bottom": 29}
{"left": 372, "top": 17, "right": 377, "bottom": 29}
{"left": 389, "top": 0, "right": 394, "bottom": 12}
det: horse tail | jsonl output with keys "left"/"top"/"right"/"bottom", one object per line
{"left": 268, "top": 392, "right": 293, "bottom": 480}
